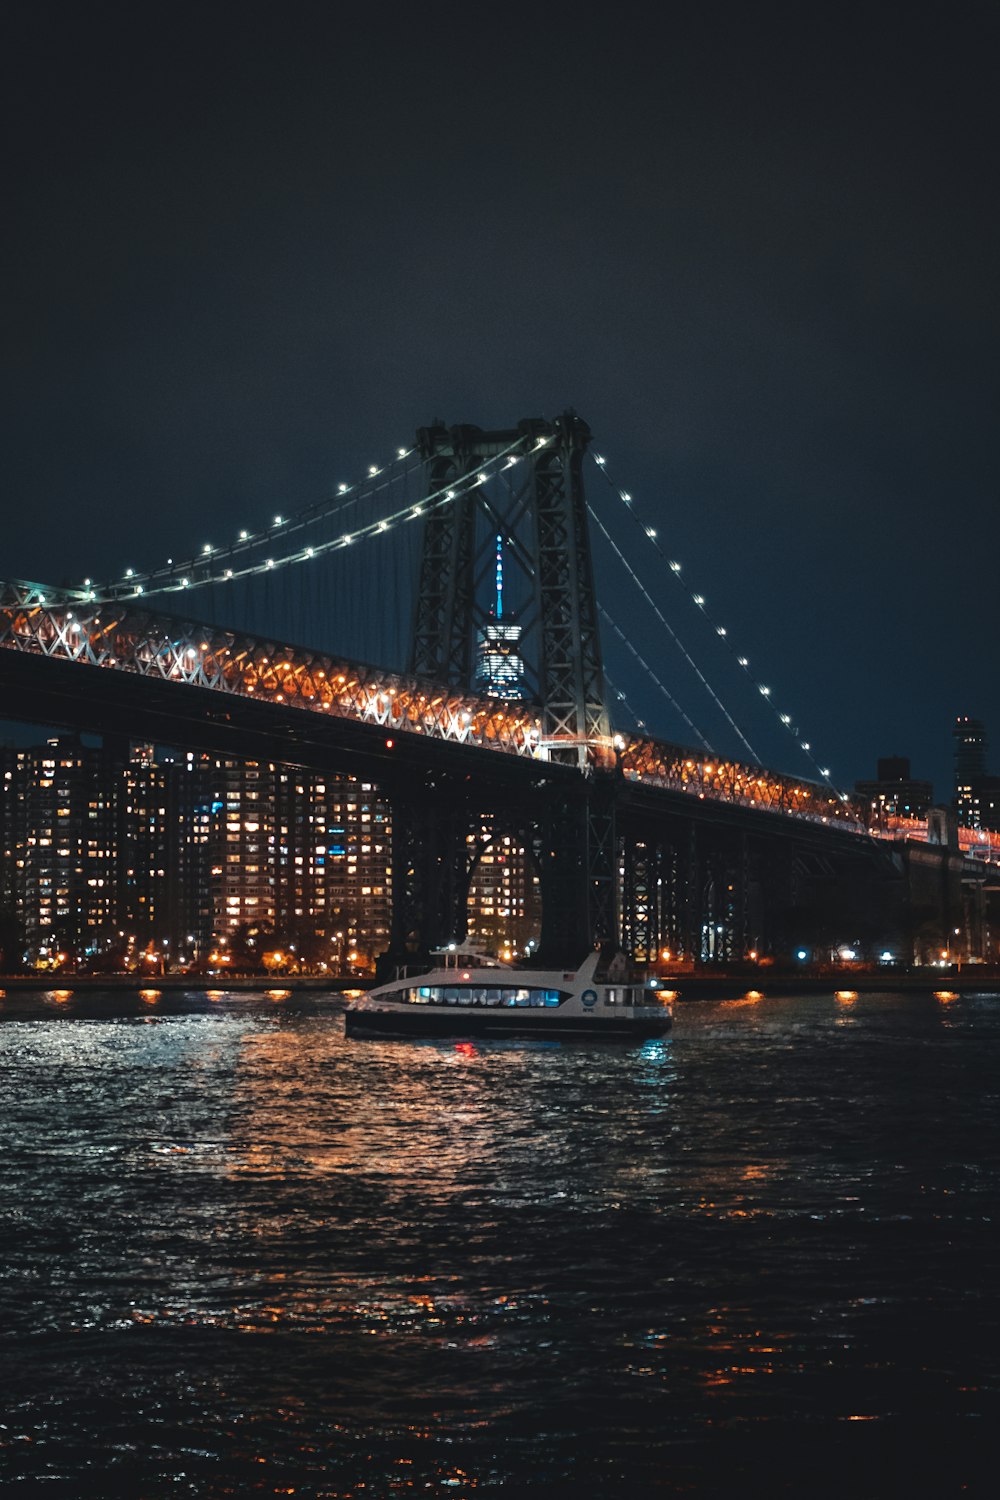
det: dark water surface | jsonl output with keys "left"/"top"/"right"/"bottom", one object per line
{"left": 1, "top": 985, "right": 998, "bottom": 1497}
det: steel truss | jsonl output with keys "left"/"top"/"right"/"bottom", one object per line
{"left": 0, "top": 582, "right": 544, "bottom": 759}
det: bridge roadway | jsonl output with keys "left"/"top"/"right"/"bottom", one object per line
{"left": 0, "top": 581, "right": 867, "bottom": 849}
{"left": 5, "top": 580, "right": 986, "bottom": 963}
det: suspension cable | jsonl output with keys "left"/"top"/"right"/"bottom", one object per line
{"left": 588, "top": 451, "right": 840, "bottom": 792}
{"left": 587, "top": 498, "right": 761, "bottom": 763}
{"left": 599, "top": 606, "right": 714, "bottom": 751}
{"left": 84, "top": 437, "right": 537, "bottom": 604}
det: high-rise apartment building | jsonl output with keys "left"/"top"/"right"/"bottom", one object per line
{"left": 953, "top": 716, "right": 1000, "bottom": 830}
{"left": 118, "top": 745, "right": 214, "bottom": 964}
{"left": 6, "top": 736, "right": 119, "bottom": 959}
{"left": 209, "top": 759, "right": 392, "bottom": 969}
{"left": 465, "top": 829, "right": 540, "bottom": 957}
{"left": 1, "top": 737, "right": 394, "bottom": 970}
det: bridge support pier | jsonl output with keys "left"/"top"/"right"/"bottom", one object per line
{"left": 533, "top": 771, "right": 618, "bottom": 967}
{"left": 383, "top": 779, "right": 474, "bottom": 970}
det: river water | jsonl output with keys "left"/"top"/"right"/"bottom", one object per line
{"left": 1, "top": 985, "right": 997, "bottom": 1497}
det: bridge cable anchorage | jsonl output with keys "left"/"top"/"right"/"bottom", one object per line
{"left": 84, "top": 438, "right": 533, "bottom": 606}
{"left": 599, "top": 606, "right": 714, "bottom": 752}
{"left": 588, "top": 451, "right": 846, "bottom": 799}
{"left": 586, "top": 499, "right": 761, "bottom": 764}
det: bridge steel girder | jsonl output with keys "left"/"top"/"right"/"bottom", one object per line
{"left": 524, "top": 413, "right": 611, "bottom": 768}
{"left": 616, "top": 786, "right": 911, "bottom": 965}
{"left": 409, "top": 425, "right": 478, "bottom": 689}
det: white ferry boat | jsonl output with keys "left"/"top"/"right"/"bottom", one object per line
{"left": 344, "top": 949, "right": 673, "bottom": 1041}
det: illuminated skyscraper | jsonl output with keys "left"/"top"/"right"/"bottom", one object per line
{"left": 473, "top": 534, "right": 526, "bottom": 700}
{"left": 954, "top": 716, "right": 989, "bottom": 827}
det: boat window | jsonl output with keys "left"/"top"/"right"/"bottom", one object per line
{"left": 401, "top": 985, "right": 565, "bottom": 1008}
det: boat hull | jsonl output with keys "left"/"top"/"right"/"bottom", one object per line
{"left": 344, "top": 1008, "right": 671, "bottom": 1041}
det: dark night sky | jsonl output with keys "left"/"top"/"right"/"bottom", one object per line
{"left": 2, "top": 1, "right": 997, "bottom": 796}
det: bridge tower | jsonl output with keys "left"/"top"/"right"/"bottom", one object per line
{"left": 410, "top": 413, "right": 611, "bottom": 767}
{"left": 394, "top": 412, "right": 617, "bottom": 966}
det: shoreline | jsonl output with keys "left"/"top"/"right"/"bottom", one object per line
{"left": 1, "top": 971, "right": 996, "bottom": 1000}
{"left": 659, "top": 970, "right": 1000, "bottom": 999}
{"left": 0, "top": 973, "right": 367, "bottom": 991}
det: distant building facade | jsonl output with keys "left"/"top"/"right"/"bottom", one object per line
{"left": 465, "top": 828, "right": 541, "bottom": 957}
{"left": 0, "top": 735, "right": 393, "bottom": 970}
{"left": 855, "top": 755, "right": 933, "bottom": 822}
{"left": 953, "top": 716, "right": 1000, "bottom": 831}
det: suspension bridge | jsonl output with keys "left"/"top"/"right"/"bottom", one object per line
{"left": 2, "top": 412, "right": 995, "bottom": 964}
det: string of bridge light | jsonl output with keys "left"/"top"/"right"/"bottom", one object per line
{"left": 587, "top": 451, "right": 838, "bottom": 791}
{"left": 599, "top": 606, "right": 714, "bottom": 752}
{"left": 586, "top": 500, "right": 761, "bottom": 764}
{"left": 79, "top": 437, "right": 541, "bottom": 604}
{"left": 79, "top": 443, "right": 421, "bottom": 603}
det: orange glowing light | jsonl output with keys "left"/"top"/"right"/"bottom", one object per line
{"left": 139, "top": 989, "right": 160, "bottom": 1002}
{"left": 934, "top": 990, "right": 959, "bottom": 1002}
{"left": 835, "top": 990, "right": 858, "bottom": 1002}
{"left": 52, "top": 989, "right": 73, "bottom": 1001}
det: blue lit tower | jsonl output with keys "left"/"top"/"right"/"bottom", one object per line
{"left": 473, "top": 534, "right": 526, "bottom": 699}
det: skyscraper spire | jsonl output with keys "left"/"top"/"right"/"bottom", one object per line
{"left": 474, "top": 532, "right": 525, "bottom": 699}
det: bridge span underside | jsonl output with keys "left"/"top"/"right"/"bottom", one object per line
{"left": 0, "top": 634, "right": 905, "bottom": 967}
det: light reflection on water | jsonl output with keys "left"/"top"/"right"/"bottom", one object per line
{"left": 0, "top": 986, "right": 998, "bottom": 1496}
